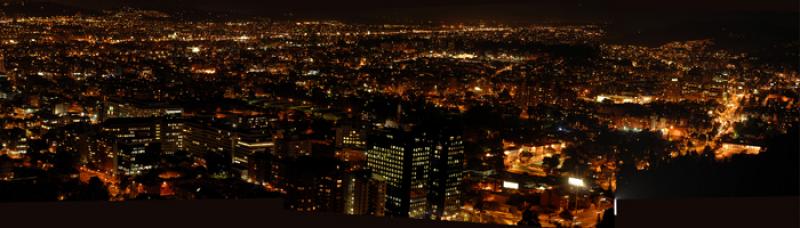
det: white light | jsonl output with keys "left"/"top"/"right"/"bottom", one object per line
{"left": 502, "top": 181, "right": 519, "bottom": 190}
{"left": 453, "top": 53, "right": 476, "bottom": 59}
{"left": 237, "top": 141, "right": 275, "bottom": 147}
{"left": 614, "top": 198, "right": 617, "bottom": 216}
{"left": 568, "top": 177, "right": 585, "bottom": 187}
{"left": 165, "top": 109, "right": 183, "bottom": 114}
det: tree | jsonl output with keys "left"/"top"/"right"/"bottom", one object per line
{"left": 559, "top": 209, "right": 574, "bottom": 224}
{"left": 74, "top": 177, "right": 109, "bottom": 201}
{"left": 26, "top": 139, "right": 49, "bottom": 165}
{"left": 544, "top": 155, "right": 560, "bottom": 174}
{"left": 204, "top": 150, "right": 231, "bottom": 178}
{"left": 596, "top": 208, "right": 615, "bottom": 228}
{"left": 53, "top": 150, "right": 78, "bottom": 176}
{"left": 518, "top": 207, "right": 543, "bottom": 227}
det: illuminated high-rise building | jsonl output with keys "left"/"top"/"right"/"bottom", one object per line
{"left": 427, "top": 128, "right": 464, "bottom": 220}
{"left": 367, "top": 108, "right": 467, "bottom": 219}
{"left": 344, "top": 171, "right": 386, "bottom": 217}
{"left": 366, "top": 127, "right": 431, "bottom": 218}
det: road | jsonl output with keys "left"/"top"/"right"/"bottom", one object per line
{"left": 79, "top": 166, "right": 121, "bottom": 200}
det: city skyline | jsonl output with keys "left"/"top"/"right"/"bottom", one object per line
{"left": 0, "top": 2, "right": 797, "bottom": 228}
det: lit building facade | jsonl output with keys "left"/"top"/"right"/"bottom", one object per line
{"left": 101, "top": 118, "right": 166, "bottom": 176}
{"left": 335, "top": 121, "right": 369, "bottom": 150}
{"left": 427, "top": 129, "right": 464, "bottom": 220}
{"left": 101, "top": 117, "right": 183, "bottom": 155}
{"left": 104, "top": 98, "right": 183, "bottom": 120}
{"left": 367, "top": 127, "right": 432, "bottom": 218}
{"left": 344, "top": 171, "right": 387, "bottom": 217}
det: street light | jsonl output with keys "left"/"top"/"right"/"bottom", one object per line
{"left": 568, "top": 177, "right": 585, "bottom": 211}
{"left": 566, "top": 177, "right": 586, "bottom": 227}
{"left": 568, "top": 177, "right": 585, "bottom": 188}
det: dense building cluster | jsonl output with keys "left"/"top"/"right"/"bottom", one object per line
{"left": 0, "top": 6, "right": 797, "bottom": 227}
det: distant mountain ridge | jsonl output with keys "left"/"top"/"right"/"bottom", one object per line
{"left": 0, "top": 0, "right": 247, "bottom": 20}
{"left": 0, "top": 0, "right": 98, "bottom": 17}
{"left": 1, "top": 0, "right": 797, "bottom": 62}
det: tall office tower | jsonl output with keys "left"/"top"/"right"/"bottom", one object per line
{"left": 344, "top": 171, "right": 387, "bottom": 216}
{"left": 427, "top": 128, "right": 465, "bottom": 220}
{"left": 366, "top": 127, "right": 432, "bottom": 218}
